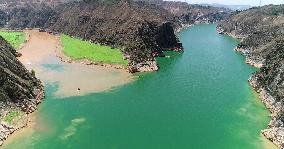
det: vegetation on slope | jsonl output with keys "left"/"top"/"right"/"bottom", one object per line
{"left": 0, "top": 31, "right": 26, "bottom": 49}
{"left": 4, "top": 110, "right": 21, "bottom": 124}
{"left": 60, "top": 34, "right": 128, "bottom": 65}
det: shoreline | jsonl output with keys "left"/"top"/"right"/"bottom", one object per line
{"left": 217, "top": 28, "right": 280, "bottom": 148}
{"left": 249, "top": 74, "right": 284, "bottom": 148}
{"left": 1, "top": 29, "right": 134, "bottom": 146}
{"left": 1, "top": 24, "right": 276, "bottom": 148}
{"left": 0, "top": 86, "right": 44, "bottom": 146}
{"left": 55, "top": 34, "right": 162, "bottom": 73}
{"left": 0, "top": 29, "right": 45, "bottom": 146}
{"left": 175, "top": 21, "right": 214, "bottom": 33}
{"left": 19, "top": 29, "right": 134, "bottom": 97}
{"left": 54, "top": 38, "right": 129, "bottom": 72}
{"left": 233, "top": 47, "right": 264, "bottom": 68}
{"left": 1, "top": 111, "right": 38, "bottom": 147}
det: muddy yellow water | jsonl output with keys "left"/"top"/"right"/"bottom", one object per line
{"left": 18, "top": 30, "right": 133, "bottom": 97}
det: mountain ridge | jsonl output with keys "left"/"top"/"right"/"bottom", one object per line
{"left": 0, "top": 0, "right": 228, "bottom": 72}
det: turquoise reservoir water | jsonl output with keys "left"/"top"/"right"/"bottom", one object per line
{"left": 4, "top": 24, "right": 272, "bottom": 149}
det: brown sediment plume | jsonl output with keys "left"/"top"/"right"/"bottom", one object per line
{"left": 19, "top": 30, "right": 134, "bottom": 97}
{"left": 2, "top": 30, "right": 134, "bottom": 146}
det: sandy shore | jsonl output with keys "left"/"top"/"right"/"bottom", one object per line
{"left": 18, "top": 30, "right": 134, "bottom": 97}
{"left": 2, "top": 112, "right": 37, "bottom": 147}
{"left": 261, "top": 134, "right": 278, "bottom": 149}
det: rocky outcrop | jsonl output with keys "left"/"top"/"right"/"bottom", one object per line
{"left": 218, "top": 4, "right": 284, "bottom": 148}
{"left": 0, "top": 36, "right": 44, "bottom": 145}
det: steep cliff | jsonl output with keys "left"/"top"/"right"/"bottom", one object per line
{"left": 0, "top": 36, "right": 44, "bottom": 145}
{"left": 218, "top": 5, "right": 284, "bottom": 148}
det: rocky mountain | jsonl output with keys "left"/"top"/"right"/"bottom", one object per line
{"left": 0, "top": 0, "right": 228, "bottom": 72}
{"left": 217, "top": 4, "right": 284, "bottom": 148}
{"left": 0, "top": 0, "right": 75, "bottom": 9}
{"left": 135, "top": 0, "right": 229, "bottom": 32}
{"left": 0, "top": 36, "right": 44, "bottom": 145}
{"left": 201, "top": 3, "right": 251, "bottom": 11}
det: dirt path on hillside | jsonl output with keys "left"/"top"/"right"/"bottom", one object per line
{"left": 18, "top": 30, "right": 133, "bottom": 97}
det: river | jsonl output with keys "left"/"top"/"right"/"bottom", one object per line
{"left": 3, "top": 24, "right": 276, "bottom": 149}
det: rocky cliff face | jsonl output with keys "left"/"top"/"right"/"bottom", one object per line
{"left": 218, "top": 5, "right": 284, "bottom": 148}
{"left": 0, "top": 0, "right": 228, "bottom": 72}
{"left": 0, "top": 36, "right": 44, "bottom": 145}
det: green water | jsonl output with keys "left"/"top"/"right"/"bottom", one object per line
{"left": 5, "top": 24, "right": 272, "bottom": 149}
